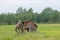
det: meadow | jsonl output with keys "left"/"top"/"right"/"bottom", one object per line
{"left": 0, "top": 24, "right": 60, "bottom": 40}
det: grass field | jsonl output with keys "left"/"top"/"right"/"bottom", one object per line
{"left": 0, "top": 24, "right": 60, "bottom": 40}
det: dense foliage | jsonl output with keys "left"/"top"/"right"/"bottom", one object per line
{"left": 0, "top": 7, "right": 60, "bottom": 24}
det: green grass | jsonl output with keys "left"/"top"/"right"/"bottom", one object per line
{"left": 0, "top": 24, "right": 60, "bottom": 40}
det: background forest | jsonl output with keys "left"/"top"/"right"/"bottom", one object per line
{"left": 0, "top": 7, "right": 60, "bottom": 25}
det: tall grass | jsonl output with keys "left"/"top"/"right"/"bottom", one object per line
{"left": 0, "top": 24, "right": 60, "bottom": 40}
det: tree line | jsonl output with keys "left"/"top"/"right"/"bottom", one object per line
{"left": 0, "top": 7, "right": 60, "bottom": 25}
